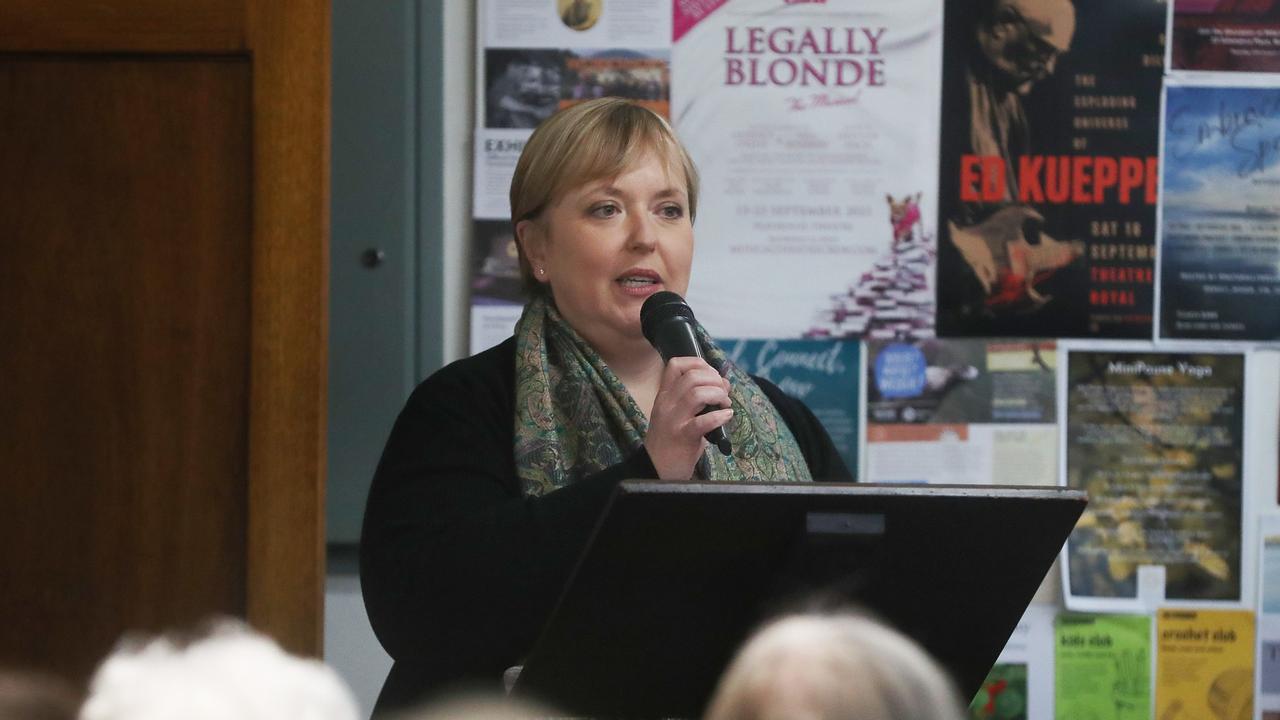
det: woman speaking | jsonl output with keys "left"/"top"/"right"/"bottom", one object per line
{"left": 360, "top": 97, "right": 852, "bottom": 714}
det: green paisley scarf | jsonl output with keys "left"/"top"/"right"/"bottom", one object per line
{"left": 513, "top": 295, "right": 812, "bottom": 497}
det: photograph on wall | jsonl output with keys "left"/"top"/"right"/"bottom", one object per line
{"left": 1054, "top": 613, "right": 1151, "bottom": 720}
{"left": 1063, "top": 350, "right": 1245, "bottom": 610}
{"left": 484, "top": 48, "right": 571, "bottom": 129}
{"left": 469, "top": 220, "right": 525, "bottom": 355}
{"left": 561, "top": 50, "right": 670, "bottom": 117}
{"left": 867, "top": 339, "right": 1055, "bottom": 424}
{"left": 672, "top": 0, "right": 943, "bottom": 339}
{"left": 1172, "top": 0, "right": 1280, "bottom": 72}
{"left": 863, "top": 338, "right": 1057, "bottom": 485}
{"left": 935, "top": 0, "right": 1165, "bottom": 339}
{"left": 1155, "top": 609, "right": 1255, "bottom": 720}
{"left": 1158, "top": 84, "right": 1280, "bottom": 341}
{"left": 717, "top": 338, "right": 860, "bottom": 473}
{"left": 558, "top": 0, "right": 602, "bottom": 32}
{"left": 471, "top": 220, "right": 524, "bottom": 305}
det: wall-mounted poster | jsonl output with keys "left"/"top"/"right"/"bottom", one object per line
{"left": 1062, "top": 350, "right": 1245, "bottom": 611}
{"left": 1155, "top": 609, "right": 1255, "bottom": 720}
{"left": 864, "top": 338, "right": 1057, "bottom": 485}
{"left": 1158, "top": 84, "right": 1280, "bottom": 341}
{"left": 1054, "top": 613, "right": 1151, "bottom": 720}
{"left": 719, "top": 338, "right": 860, "bottom": 473}
{"left": 1172, "top": 0, "right": 1280, "bottom": 73}
{"left": 474, "top": 48, "right": 672, "bottom": 220}
{"left": 673, "top": 0, "right": 942, "bottom": 340}
{"left": 471, "top": 0, "right": 673, "bottom": 354}
{"left": 935, "top": 0, "right": 1165, "bottom": 339}
{"left": 1256, "top": 516, "right": 1280, "bottom": 719}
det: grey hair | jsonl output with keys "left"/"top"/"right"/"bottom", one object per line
{"left": 704, "top": 612, "right": 967, "bottom": 720}
{"left": 79, "top": 619, "right": 358, "bottom": 720}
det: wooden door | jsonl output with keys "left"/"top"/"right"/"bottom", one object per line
{"left": 0, "top": 0, "right": 328, "bottom": 682}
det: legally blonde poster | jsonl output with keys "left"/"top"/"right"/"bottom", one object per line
{"left": 673, "top": 0, "right": 942, "bottom": 340}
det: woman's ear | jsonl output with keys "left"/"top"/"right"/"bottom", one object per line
{"left": 516, "top": 218, "right": 550, "bottom": 283}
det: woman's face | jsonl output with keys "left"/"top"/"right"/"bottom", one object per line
{"left": 519, "top": 151, "right": 694, "bottom": 357}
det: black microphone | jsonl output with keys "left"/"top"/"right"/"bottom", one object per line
{"left": 640, "top": 291, "right": 733, "bottom": 456}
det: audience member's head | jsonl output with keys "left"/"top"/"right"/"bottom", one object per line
{"left": 78, "top": 619, "right": 358, "bottom": 720}
{"left": 704, "top": 612, "right": 966, "bottom": 720}
{"left": 0, "top": 670, "right": 80, "bottom": 720}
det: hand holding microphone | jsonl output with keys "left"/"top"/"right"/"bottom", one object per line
{"left": 640, "top": 292, "right": 734, "bottom": 480}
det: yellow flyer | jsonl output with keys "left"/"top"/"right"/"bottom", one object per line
{"left": 1155, "top": 609, "right": 1255, "bottom": 720}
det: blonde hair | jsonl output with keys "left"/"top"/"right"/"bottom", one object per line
{"left": 508, "top": 97, "right": 699, "bottom": 294}
{"left": 704, "top": 613, "right": 966, "bottom": 720}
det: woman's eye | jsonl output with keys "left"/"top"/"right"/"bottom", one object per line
{"left": 591, "top": 203, "right": 620, "bottom": 218}
{"left": 659, "top": 204, "right": 684, "bottom": 219}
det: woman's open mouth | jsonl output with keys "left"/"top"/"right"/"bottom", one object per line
{"left": 616, "top": 269, "right": 662, "bottom": 294}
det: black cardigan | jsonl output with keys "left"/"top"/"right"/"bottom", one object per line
{"left": 360, "top": 337, "right": 852, "bottom": 715}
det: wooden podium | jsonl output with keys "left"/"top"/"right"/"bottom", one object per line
{"left": 515, "top": 481, "right": 1086, "bottom": 719}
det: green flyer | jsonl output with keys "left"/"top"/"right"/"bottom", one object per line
{"left": 1055, "top": 613, "right": 1151, "bottom": 720}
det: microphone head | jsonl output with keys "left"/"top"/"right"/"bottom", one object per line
{"left": 641, "top": 291, "right": 696, "bottom": 346}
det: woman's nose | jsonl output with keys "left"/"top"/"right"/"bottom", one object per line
{"left": 626, "top": 213, "right": 658, "bottom": 252}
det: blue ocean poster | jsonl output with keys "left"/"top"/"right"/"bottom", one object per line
{"left": 1159, "top": 85, "right": 1280, "bottom": 341}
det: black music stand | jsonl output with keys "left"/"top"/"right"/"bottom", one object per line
{"left": 513, "top": 481, "right": 1086, "bottom": 719}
